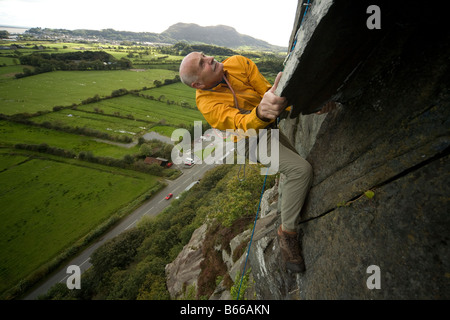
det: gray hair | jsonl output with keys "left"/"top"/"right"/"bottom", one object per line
{"left": 179, "top": 54, "right": 198, "bottom": 88}
{"left": 179, "top": 52, "right": 198, "bottom": 88}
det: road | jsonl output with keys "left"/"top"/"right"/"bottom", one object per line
{"left": 23, "top": 161, "right": 215, "bottom": 300}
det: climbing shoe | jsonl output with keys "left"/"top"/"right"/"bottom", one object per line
{"left": 277, "top": 226, "right": 306, "bottom": 273}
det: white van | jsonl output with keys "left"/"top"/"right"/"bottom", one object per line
{"left": 184, "top": 157, "right": 195, "bottom": 166}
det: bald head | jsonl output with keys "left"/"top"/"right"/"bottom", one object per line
{"left": 179, "top": 52, "right": 224, "bottom": 90}
{"left": 179, "top": 52, "right": 199, "bottom": 87}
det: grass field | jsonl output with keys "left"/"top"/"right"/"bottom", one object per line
{"left": 28, "top": 90, "right": 203, "bottom": 141}
{"left": 31, "top": 107, "right": 147, "bottom": 139}
{"left": 0, "top": 120, "right": 140, "bottom": 158}
{"left": 0, "top": 65, "right": 26, "bottom": 78}
{"left": 76, "top": 87, "right": 203, "bottom": 129}
{"left": 84, "top": 97, "right": 201, "bottom": 125}
{"left": 27, "top": 82, "right": 204, "bottom": 141}
{"left": 140, "top": 82, "right": 196, "bottom": 106}
{"left": 0, "top": 151, "right": 160, "bottom": 295}
{"left": 0, "top": 40, "right": 206, "bottom": 297}
{"left": 0, "top": 69, "right": 177, "bottom": 115}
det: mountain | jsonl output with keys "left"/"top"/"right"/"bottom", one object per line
{"left": 23, "top": 23, "right": 286, "bottom": 52}
{"left": 161, "top": 23, "right": 286, "bottom": 51}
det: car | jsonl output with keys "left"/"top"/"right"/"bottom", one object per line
{"left": 184, "top": 157, "right": 195, "bottom": 166}
{"left": 165, "top": 193, "right": 173, "bottom": 200}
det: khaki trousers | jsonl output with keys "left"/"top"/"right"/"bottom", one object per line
{"left": 241, "top": 129, "right": 313, "bottom": 232}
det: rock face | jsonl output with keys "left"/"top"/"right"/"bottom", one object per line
{"left": 165, "top": 224, "right": 207, "bottom": 299}
{"left": 166, "top": 1, "right": 450, "bottom": 299}
{"left": 252, "top": 0, "right": 449, "bottom": 299}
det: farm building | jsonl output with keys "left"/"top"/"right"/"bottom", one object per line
{"left": 144, "top": 157, "right": 169, "bottom": 166}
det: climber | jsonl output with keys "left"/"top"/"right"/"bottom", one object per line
{"left": 179, "top": 52, "right": 333, "bottom": 273}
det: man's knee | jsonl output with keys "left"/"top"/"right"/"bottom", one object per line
{"left": 290, "top": 159, "right": 313, "bottom": 184}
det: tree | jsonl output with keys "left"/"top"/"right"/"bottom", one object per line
{"left": 139, "top": 143, "right": 152, "bottom": 157}
{"left": 123, "top": 154, "right": 134, "bottom": 164}
{"left": 90, "top": 228, "right": 145, "bottom": 276}
{"left": 0, "top": 31, "right": 9, "bottom": 39}
{"left": 117, "top": 57, "right": 132, "bottom": 69}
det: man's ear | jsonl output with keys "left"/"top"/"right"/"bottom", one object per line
{"left": 192, "top": 82, "right": 205, "bottom": 89}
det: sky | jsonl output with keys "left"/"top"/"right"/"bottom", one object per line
{"left": 0, "top": 0, "right": 299, "bottom": 47}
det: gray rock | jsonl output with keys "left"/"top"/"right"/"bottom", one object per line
{"left": 298, "top": 155, "right": 450, "bottom": 299}
{"left": 165, "top": 223, "right": 207, "bottom": 299}
{"left": 247, "top": 0, "right": 450, "bottom": 299}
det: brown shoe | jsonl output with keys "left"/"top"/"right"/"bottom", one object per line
{"left": 277, "top": 226, "right": 306, "bottom": 273}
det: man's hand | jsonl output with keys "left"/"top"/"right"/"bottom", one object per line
{"left": 256, "top": 72, "right": 288, "bottom": 121}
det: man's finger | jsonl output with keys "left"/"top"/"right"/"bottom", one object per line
{"left": 269, "top": 72, "right": 283, "bottom": 94}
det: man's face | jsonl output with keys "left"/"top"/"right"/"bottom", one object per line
{"left": 186, "top": 52, "right": 224, "bottom": 89}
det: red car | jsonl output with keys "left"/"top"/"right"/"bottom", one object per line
{"left": 165, "top": 193, "right": 173, "bottom": 200}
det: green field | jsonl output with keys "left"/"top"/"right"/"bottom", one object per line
{"left": 0, "top": 120, "right": 140, "bottom": 158}
{"left": 0, "top": 65, "right": 25, "bottom": 78}
{"left": 25, "top": 83, "right": 204, "bottom": 141}
{"left": 0, "top": 40, "right": 205, "bottom": 297}
{"left": 139, "top": 82, "right": 196, "bottom": 106}
{"left": 0, "top": 69, "right": 177, "bottom": 115}
{"left": 80, "top": 96, "right": 201, "bottom": 124}
{"left": 76, "top": 85, "right": 202, "bottom": 128}
{"left": 31, "top": 107, "right": 147, "bottom": 139}
{"left": 0, "top": 151, "right": 160, "bottom": 295}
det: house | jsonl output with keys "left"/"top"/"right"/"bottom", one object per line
{"left": 144, "top": 157, "right": 169, "bottom": 167}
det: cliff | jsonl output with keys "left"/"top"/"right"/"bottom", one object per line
{"left": 166, "top": 0, "right": 449, "bottom": 299}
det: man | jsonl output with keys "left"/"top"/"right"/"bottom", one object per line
{"left": 179, "top": 52, "right": 317, "bottom": 273}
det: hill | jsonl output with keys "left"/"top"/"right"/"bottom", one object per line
{"left": 23, "top": 24, "right": 286, "bottom": 52}
{"left": 160, "top": 23, "right": 286, "bottom": 51}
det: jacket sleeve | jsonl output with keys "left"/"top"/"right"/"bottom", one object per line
{"left": 197, "top": 96, "right": 273, "bottom": 131}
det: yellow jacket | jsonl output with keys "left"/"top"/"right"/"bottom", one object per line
{"left": 196, "top": 55, "right": 274, "bottom": 132}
